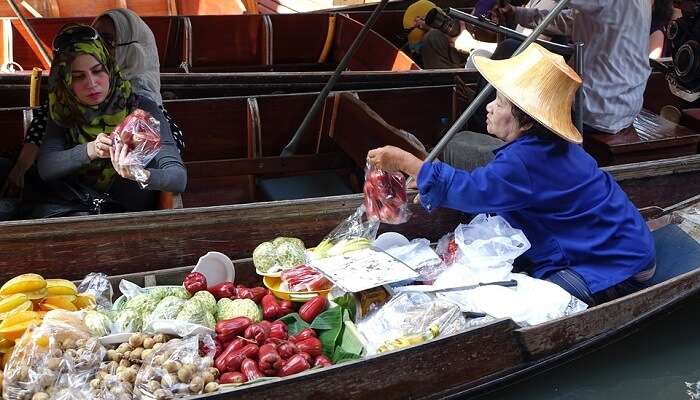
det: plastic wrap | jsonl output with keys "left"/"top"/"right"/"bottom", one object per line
{"left": 280, "top": 265, "right": 333, "bottom": 292}
{"left": 133, "top": 335, "right": 218, "bottom": 399}
{"left": 147, "top": 296, "right": 186, "bottom": 325}
{"left": 109, "top": 108, "right": 162, "bottom": 188}
{"left": 363, "top": 164, "right": 411, "bottom": 225}
{"left": 435, "top": 231, "right": 459, "bottom": 266}
{"left": 383, "top": 238, "right": 448, "bottom": 283}
{"left": 78, "top": 273, "right": 114, "bottom": 311}
{"left": 309, "top": 206, "right": 378, "bottom": 260}
{"left": 3, "top": 310, "right": 105, "bottom": 400}
{"left": 355, "top": 292, "right": 468, "bottom": 355}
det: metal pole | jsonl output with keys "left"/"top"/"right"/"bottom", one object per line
{"left": 280, "top": 0, "right": 389, "bottom": 157}
{"left": 422, "top": 0, "right": 573, "bottom": 165}
{"left": 574, "top": 41, "right": 584, "bottom": 134}
{"left": 5, "top": 0, "right": 52, "bottom": 66}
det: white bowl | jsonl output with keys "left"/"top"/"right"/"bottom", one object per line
{"left": 192, "top": 251, "right": 235, "bottom": 286}
{"left": 373, "top": 232, "right": 410, "bottom": 251}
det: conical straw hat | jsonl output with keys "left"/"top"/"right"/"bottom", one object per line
{"left": 473, "top": 43, "right": 583, "bottom": 144}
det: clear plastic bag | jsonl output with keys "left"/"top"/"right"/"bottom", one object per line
{"left": 363, "top": 164, "right": 411, "bottom": 225}
{"left": 355, "top": 292, "right": 468, "bottom": 355}
{"left": 78, "top": 273, "right": 114, "bottom": 311}
{"left": 435, "top": 231, "right": 459, "bottom": 266}
{"left": 452, "top": 214, "right": 531, "bottom": 281}
{"left": 133, "top": 335, "right": 217, "bottom": 399}
{"left": 383, "top": 238, "right": 449, "bottom": 283}
{"left": 110, "top": 108, "right": 162, "bottom": 187}
{"left": 280, "top": 265, "right": 332, "bottom": 292}
{"left": 3, "top": 310, "right": 105, "bottom": 400}
{"left": 309, "top": 206, "right": 378, "bottom": 260}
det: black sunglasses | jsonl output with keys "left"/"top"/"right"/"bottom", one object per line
{"left": 52, "top": 24, "right": 100, "bottom": 53}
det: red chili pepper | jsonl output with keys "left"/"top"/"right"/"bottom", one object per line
{"left": 278, "top": 300, "right": 295, "bottom": 317}
{"left": 215, "top": 338, "right": 245, "bottom": 372}
{"left": 314, "top": 355, "right": 332, "bottom": 368}
{"left": 269, "top": 321, "right": 288, "bottom": 340}
{"left": 241, "top": 358, "right": 265, "bottom": 381}
{"left": 222, "top": 343, "right": 259, "bottom": 373}
{"left": 295, "top": 337, "right": 322, "bottom": 358}
{"left": 278, "top": 353, "right": 310, "bottom": 377}
{"left": 258, "top": 343, "right": 286, "bottom": 376}
{"left": 276, "top": 341, "right": 299, "bottom": 360}
{"left": 215, "top": 317, "right": 252, "bottom": 343}
{"left": 183, "top": 272, "right": 207, "bottom": 295}
{"left": 261, "top": 295, "right": 281, "bottom": 320}
{"left": 244, "top": 323, "right": 269, "bottom": 346}
{"left": 298, "top": 296, "right": 327, "bottom": 323}
{"left": 290, "top": 328, "right": 317, "bottom": 343}
{"left": 219, "top": 371, "right": 247, "bottom": 384}
{"left": 208, "top": 281, "right": 236, "bottom": 300}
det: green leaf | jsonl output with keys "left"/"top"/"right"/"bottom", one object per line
{"left": 310, "top": 307, "right": 342, "bottom": 330}
{"left": 278, "top": 313, "right": 309, "bottom": 336}
{"left": 332, "top": 293, "right": 357, "bottom": 321}
{"left": 340, "top": 320, "right": 364, "bottom": 355}
{"left": 331, "top": 345, "right": 362, "bottom": 364}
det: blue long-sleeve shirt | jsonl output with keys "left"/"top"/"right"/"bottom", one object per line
{"left": 418, "top": 133, "right": 655, "bottom": 294}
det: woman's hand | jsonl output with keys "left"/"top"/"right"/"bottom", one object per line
{"left": 87, "top": 133, "right": 113, "bottom": 160}
{"left": 367, "top": 146, "right": 423, "bottom": 178}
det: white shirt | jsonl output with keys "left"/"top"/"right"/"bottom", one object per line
{"left": 514, "top": 0, "right": 651, "bottom": 133}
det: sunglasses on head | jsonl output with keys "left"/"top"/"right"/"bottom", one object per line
{"left": 52, "top": 24, "right": 100, "bottom": 53}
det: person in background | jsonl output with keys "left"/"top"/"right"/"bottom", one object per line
{"left": 649, "top": 0, "right": 675, "bottom": 59}
{"left": 37, "top": 24, "right": 186, "bottom": 214}
{"left": 0, "top": 8, "right": 184, "bottom": 201}
{"left": 367, "top": 44, "right": 656, "bottom": 306}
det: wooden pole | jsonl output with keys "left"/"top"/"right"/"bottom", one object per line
{"left": 5, "top": 0, "right": 51, "bottom": 66}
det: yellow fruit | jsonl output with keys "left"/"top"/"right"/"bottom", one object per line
{"left": 0, "top": 311, "right": 40, "bottom": 329}
{"left": 45, "top": 279, "right": 77, "bottom": 296}
{"left": 0, "top": 319, "right": 41, "bottom": 341}
{"left": 1, "top": 348, "right": 11, "bottom": 369}
{"left": 73, "top": 293, "right": 96, "bottom": 310}
{"left": 0, "top": 274, "right": 46, "bottom": 296}
{"left": 0, "top": 294, "right": 29, "bottom": 313}
{"left": 0, "top": 300, "right": 32, "bottom": 321}
{"left": 23, "top": 287, "right": 48, "bottom": 300}
{"left": 41, "top": 296, "right": 77, "bottom": 311}
{"left": 0, "top": 338, "right": 12, "bottom": 353}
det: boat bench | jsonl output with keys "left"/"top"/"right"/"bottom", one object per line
{"left": 583, "top": 110, "right": 700, "bottom": 166}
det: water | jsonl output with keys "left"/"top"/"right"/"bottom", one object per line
{"left": 475, "top": 293, "right": 700, "bottom": 400}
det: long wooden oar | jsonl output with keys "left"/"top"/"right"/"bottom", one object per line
{"left": 421, "top": 0, "right": 573, "bottom": 166}
{"left": 5, "top": 0, "right": 51, "bottom": 67}
{"left": 280, "top": 0, "right": 390, "bottom": 157}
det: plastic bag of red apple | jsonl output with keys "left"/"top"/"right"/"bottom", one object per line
{"left": 110, "top": 109, "right": 161, "bottom": 180}
{"left": 363, "top": 163, "right": 412, "bottom": 225}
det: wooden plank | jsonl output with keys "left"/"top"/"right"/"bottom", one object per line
{"left": 175, "top": 0, "right": 247, "bottom": 15}
{"left": 126, "top": 0, "right": 177, "bottom": 15}
{"left": 268, "top": 13, "right": 329, "bottom": 65}
{"left": 188, "top": 15, "right": 265, "bottom": 71}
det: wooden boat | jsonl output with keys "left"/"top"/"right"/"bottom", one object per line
{"left": 10, "top": 195, "right": 700, "bottom": 399}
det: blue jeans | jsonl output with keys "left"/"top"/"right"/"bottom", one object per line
{"left": 546, "top": 262, "right": 655, "bottom": 306}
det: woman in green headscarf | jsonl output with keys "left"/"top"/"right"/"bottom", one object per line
{"left": 37, "top": 24, "right": 186, "bottom": 213}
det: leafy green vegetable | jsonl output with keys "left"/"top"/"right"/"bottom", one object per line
{"left": 332, "top": 293, "right": 357, "bottom": 321}
{"left": 278, "top": 313, "right": 310, "bottom": 336}
{"left": 310, "top": 307, "right": 342, "bottom": 331}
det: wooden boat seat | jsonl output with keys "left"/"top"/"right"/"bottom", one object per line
{"left": 327, "top": 92, "right": 428, "bottom": 167}
{"left": 583, "top": 109, "right": 700, "bottom": 166}
{"left": 257, "top": 171, "right": 353, "bottom": 201}
{"left": 681, "top": 108, "right": 700, "bottom": 134}
{"left": 643, "top": 223, "right": 700, "bottom": 287}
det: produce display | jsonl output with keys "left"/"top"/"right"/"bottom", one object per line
{"left": 252, "top": 237, "right": 306, "bottom": 274}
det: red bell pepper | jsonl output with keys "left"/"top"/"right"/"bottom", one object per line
{"left": 290, "top": 328, "right": 317, "bottom": 343}
{"left": 295, "top": 337, "right": 322, "bottom": 358}
{"left": 269, "top": 321, "right": 288, "bottom": 340}
{"left": 261, "top": 294, "right": 282, "bottom": 320}
{"left": 278, "top": 354, "right": 310, "bottom": 377}
{"left": 183, "top": 272, "right": 207, "bottom": 295}
{"left": 219, "top": 371, "right": 247, "bottom": 384}
{"left": 215, "top": 317, "right": 252, "bottom": 343}
{"left": 241, "top": 358, "right": 265, "bottom": 381}
{"left": 314, "top": 355, "right": 332, "bottom": 368}
{"left": 298, "top": 296, "right": 327, "bottom": 323}
{"left": 209, "top": 281, "right": 236, "bottom": 300}
{"left": 214, "top": 338, "right": 245, "bottom": 372}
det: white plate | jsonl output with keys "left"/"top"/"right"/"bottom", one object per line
{"left": 192, "top": 251, "right": 235, "bottom": 286}
{"left": 255, "top": 268, "right": 281, "bottom": 278}
{"left": 373, "top": 232, "right": 410, "bottom": 251}
{"left": 99, "top": 333, "right": 132, "bottom": 346}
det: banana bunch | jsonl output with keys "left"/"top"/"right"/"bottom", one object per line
{"left": 311, "top": 237, "right": 372, "bottom": 259}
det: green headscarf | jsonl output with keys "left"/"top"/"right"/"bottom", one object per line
{"left": 48, "top": 24, "right": 135, "bottom": 191}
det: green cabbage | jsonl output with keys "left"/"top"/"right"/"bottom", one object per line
{"left": 148, "top": 296, "right": 186, "bottom": 322}
{"left": 124, "top": 293, "right": 160, "bottom": 317}
{"left": 216, "top": 298, "right": 262, "bottom": 322}
{"left": 84, "top": 311, "right": 112, "bottom": 337}
{"left": 191, "top": 291, "right": 217, "bottom": 314}
{"left": 272, "top": 237, "right": 305, "bottom": 249}
{"left": 149, "top": 286, "right": 191, "bottom": 302}
{"left": 176, "top": 300, "right": 213, "bottom": 327}
{"left": 275, "top": 241, "right": 306, "bottom": 268}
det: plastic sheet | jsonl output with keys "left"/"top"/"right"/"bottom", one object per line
{"left": 355, "top": 292, "right": 468, "bottom": 355}
{"left": 363, "top": 164, "right": 411, "bottom": 225}
{"left": 309, "top": 206, "right": 378, "bottom": 260}
{"left": 78, "top": 273, "right": 114, "bottom": 311}
{"left": 133, "top": 335, "right": 217, "bottom": 399}
{"left": 383, "top": 238, "right": 448, "bottom": 283}
{"left": 3, "top": 310, "right": 105, "bottom": 400}
{"left": 110, "top": 109, "right": 162, "bottom": 187}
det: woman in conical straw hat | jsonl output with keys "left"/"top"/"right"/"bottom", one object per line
{"left": 367, "top": 43, "right": 656, "bottom": 306}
